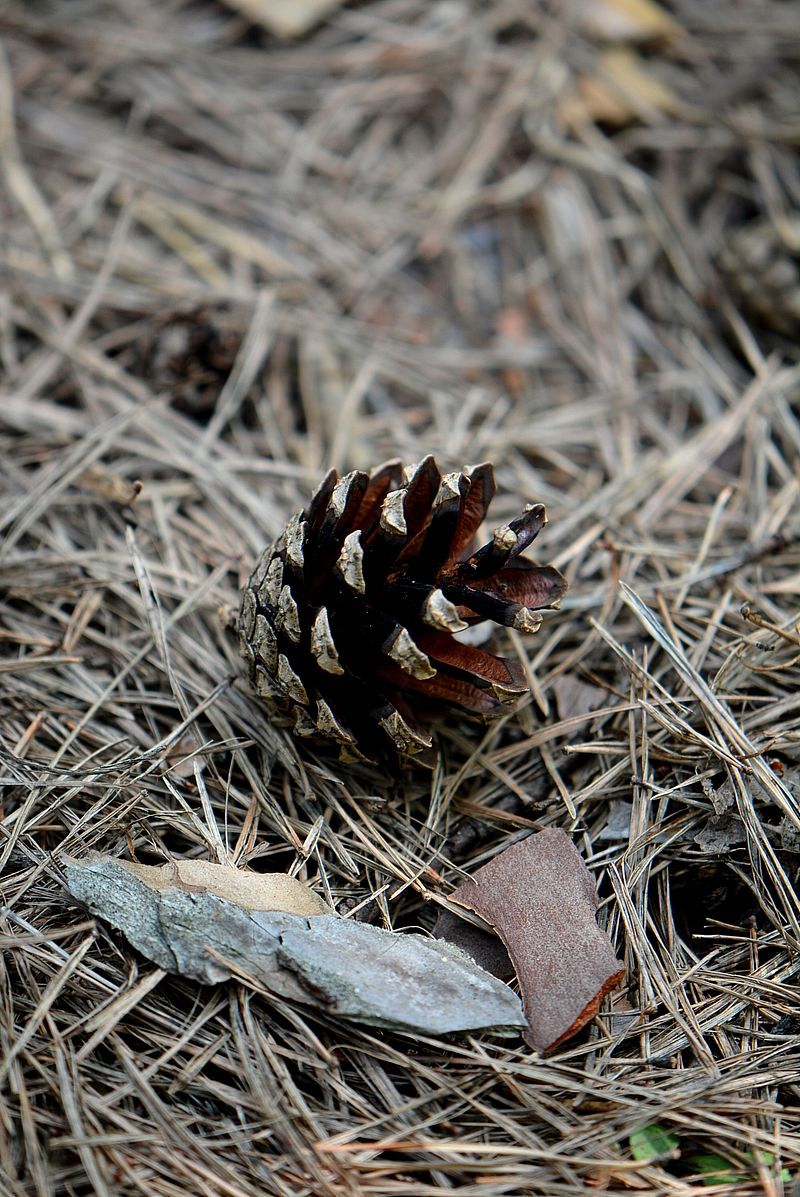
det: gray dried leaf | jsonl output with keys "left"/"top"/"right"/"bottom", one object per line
{"left": 693, "top": 816, "right": 746, "bottom": 855}
{"left": 701, "top": 776, "right": 735, "bottom": 815}
{"left": 778, "top": 814, "right": 800, "bottom": 853}
{"left": 552, "top": 675, "right": 610, "bottom": 720}
{"left": 64, "top": 854, "right": 525, "bottom": 1037}
{"left": 596, "top": 799, "right": 633, "bottom": 843}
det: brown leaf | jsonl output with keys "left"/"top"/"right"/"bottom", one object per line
{"left": 120, "top": 857, "right": 332, "bottom": 916}
{"left": 559, "top": 48, "right": 680, "bottom": 130}
{"left": 75, "top": 465, "right": 142, "bottom": 506}
{"left": 438, "top": 829, "right": 624, "bottom": 1052}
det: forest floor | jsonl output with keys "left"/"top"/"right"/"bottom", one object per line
{"left": 1, "top": 1, "right": 800, "bottom": 1194}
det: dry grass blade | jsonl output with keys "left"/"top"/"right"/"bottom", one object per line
{"left": 2, "top": 0, "right": 800, "bottom": 1193}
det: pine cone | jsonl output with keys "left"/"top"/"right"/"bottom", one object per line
{"left": 238, "top": 458, "right": 566, "bottom": 763}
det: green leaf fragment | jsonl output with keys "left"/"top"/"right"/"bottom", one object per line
{"left": 629, "top": 1124, "right": 680, "bottom": 1160}
{"left": 689, "top": 1150, "right": 791, "bottom": 1186}
{"left": 689, "top": 1153, "right": 743, "bottom": 1185}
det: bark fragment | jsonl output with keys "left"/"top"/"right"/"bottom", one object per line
{"left": 64, "top": 854, "right": 526, "bottom": 1038}
{"left": 436, "top": 829, "right": 624, "bottom": 1051}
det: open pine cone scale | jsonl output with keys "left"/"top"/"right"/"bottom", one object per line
{"left": 239, "top": 458, "right": 567, "bottom": 763}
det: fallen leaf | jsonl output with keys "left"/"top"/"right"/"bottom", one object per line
{"left": 629, "top": 1124, "right": 680, "bottom": 1161}
{"left": 118, "top": 856, "right": 332, "bottom": 916}
{"left": 688, "top": 1151, "right": 791, "bottom": 1187}
{"left": 552, "top": 674, "right": 610, "bottom": 720}
{"left": 75, "top": 465, "right": 142, "bottom": 506}
{"left": 701, "top": 775, "right": 735, "bottom": 815}
{"left": 579, "top": 0, "right": 682, "bottom": 43}
{"left": 596, "top": 799, "right": 633, "bottom": 843}
{"left": 692, "top": 816, "right": 745, "bottom": 855}
{"left": 436, "top": 829, "right": 624, "bottom": 1052}
{"left": 778, "top": 814, "right": 800, "bottom": 853}
{"left": 221, "top": 0, "right": 345, "bottom": 39}
{"left": 161, "top": 731, "right": 206, "bottom": 779}
{"left": 558, "top": 48, "right": 680, "bottom": 130}
{"left": 64, "top": 854, "right": 526, "bottom": 1037}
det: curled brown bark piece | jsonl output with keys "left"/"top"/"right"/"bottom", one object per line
{"left": 437, "top": 828, "right": 624, "bottom": 1052}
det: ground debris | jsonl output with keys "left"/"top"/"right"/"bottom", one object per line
{"left": 436, "top": 829, "right": 624, "bottom": 1051}
{"left": 3, "top": 0, "right": 800, "bottom": 1189}
{"left": 692, "top": 815, "right": 746, "bottom": 855}
{"left": 221, "top": 0, "right": 346, "bottom": 38}
{"left": 64, "top": 854, "right": 526, "bottom": 1036}
{"left": 578, "top": 0, "right": 682, "bottom": 42}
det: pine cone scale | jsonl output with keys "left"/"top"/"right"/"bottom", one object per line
{"left": 411, "top": 630, "right": 525, "bottom": 689}
{"left": 374, "top": 660, "right": 501, "bottom": 715}
{"left": 354, "top": 462, "right": 404, "bottom": 534}
{"left": 447, "top": 461, "right": 496, "bottom": 560}
{"left": 421, "top": 587, "right": 468, "bottom": 632}
{"left": 391, "top": 457, "right": 446, "bottom": 562}
{"left": 310, "top": 606, "right": 345, "bottom": 675}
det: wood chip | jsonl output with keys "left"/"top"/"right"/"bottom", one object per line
{"left": 439, "top": 829, "right": 624, "bottom": 1052}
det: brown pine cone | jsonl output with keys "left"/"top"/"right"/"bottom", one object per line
{"left": 238, "top": 458, "right": 566, "bottom": 763}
